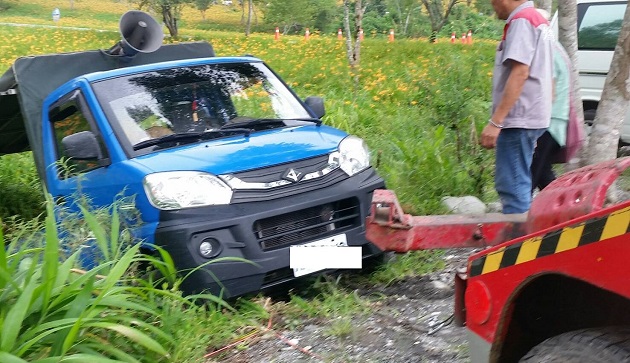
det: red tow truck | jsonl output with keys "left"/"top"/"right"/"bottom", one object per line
{"left": 366, "top": 157, "right": 630, "bottom": 362}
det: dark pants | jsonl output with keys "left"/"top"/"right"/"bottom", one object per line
{"left": 531, "top": 131, "right": 561, "bottom": 193}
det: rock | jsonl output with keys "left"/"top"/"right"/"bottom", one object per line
{"left": 431, "top": 280, "right": 451, "bottom": 291}
{"left": 441, "top": 196, "right": 487, "bottom": 215}
{"left": 486, "top": 201, "right": 502, "bottom": 213}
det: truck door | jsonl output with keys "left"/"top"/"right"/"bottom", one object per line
{"left": 44, "top": 89, "right": 113, "bottom": 209}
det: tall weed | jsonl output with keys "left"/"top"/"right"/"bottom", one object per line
{"left": 0, "top": 196, "right": 240, "bottom": 362}
{"left": 0, "top": 153, "right": 43, "bottom": 224}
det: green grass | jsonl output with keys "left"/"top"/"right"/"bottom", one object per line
{"left": 0, "top": 2, "right": 502, "bottom": 361}
{"left": 0, "top": 25, "right": 498, "bottom": 217}
{"left": 1, "top": 200, "right": 171, "bottom": 362}
{"left": 370, "top": 251, "right": 447, "bottom": 286}
{"left": 0, "top": 153, "right": 43, "bottom": 227}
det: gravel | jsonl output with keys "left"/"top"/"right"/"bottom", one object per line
{"left": 207, "top": 249, "right": 476, "bottom": 363}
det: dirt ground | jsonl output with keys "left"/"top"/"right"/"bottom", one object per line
{"left": 207, "top": 249, "right": 475, "bottom": 363}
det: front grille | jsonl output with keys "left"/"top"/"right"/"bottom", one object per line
{"left": 255, "top": 197, "right": 361, "bottom": 251}
{"left": 234, "top": 154, "right": 330, "bottom": 183}
{"left": 228, "top": 155, "right": 348, "bottom": 203}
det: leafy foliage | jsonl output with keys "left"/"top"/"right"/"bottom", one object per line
{"left": 0, "top": 199, "right": 171, "bottom": 361}
{"left": 0, "top": 1, "right": 11, "bottom": 12}
{"left": 441, "top": 4, "right": 504, "bottom": 40}
{"left": 262, "top": 0, "right": 337, "bottom": 34}
{"left": 0, "top": 195, "right": 254, "bottom": 362}
{"left": 0, "top": 153, "right": 44, "bottom": 225}
{"left": 132, "top": 0, "right": 194, "bottom": 38}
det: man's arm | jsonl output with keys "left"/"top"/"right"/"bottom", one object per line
{"left": 481, "top": 60, "right": 530, "bottom": 149}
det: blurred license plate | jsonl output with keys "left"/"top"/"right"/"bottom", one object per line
{"left": 290, "top": 233, "right": 361, "bottom": 277}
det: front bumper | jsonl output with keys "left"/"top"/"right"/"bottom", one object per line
{"left": 153, "top": 167, "right": 384, "bottom": 298}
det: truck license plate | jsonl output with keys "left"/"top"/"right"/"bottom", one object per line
{"left": 290, "top": 233, "right": 362, "bottom": 277}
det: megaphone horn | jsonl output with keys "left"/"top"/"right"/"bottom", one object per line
{"left": 106, "top": 10, "right": 164, "bottom": 58}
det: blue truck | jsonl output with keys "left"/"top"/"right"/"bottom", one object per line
{"left": 0, "top": 11, "right": 385, "bottom": 298}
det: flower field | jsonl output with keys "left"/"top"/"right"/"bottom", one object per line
{"left": 0, "top": 0, "right": 499, "bottom": 217}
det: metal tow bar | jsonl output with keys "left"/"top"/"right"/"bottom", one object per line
{"left": 366, "top": 157, "right": 630, "bottom": 253}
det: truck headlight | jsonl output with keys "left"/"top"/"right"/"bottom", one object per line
{"left": 333, "top": 135, "right": 371, "bottom": 176}
{"left": 143, "top": 171, "right": 233, "bottom": 210}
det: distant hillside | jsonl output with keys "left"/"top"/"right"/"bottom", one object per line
{"left": 0, "top": 0, "right": 254, "bottom": 34}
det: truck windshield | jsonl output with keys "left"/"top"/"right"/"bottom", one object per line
{"left": 92, "top": 62, "right": 313, "bottom": 150}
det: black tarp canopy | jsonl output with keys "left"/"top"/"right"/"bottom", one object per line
{"left": 0, "top": 41, "right": 215, "bottom": 179}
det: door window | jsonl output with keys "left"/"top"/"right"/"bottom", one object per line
{"left": 49, "top": 90, "right": 108, "bottom": 178}
{"left": 578, "top": 2, "right": 626, "bottom": 50}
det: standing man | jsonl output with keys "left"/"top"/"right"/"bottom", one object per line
{"left": 480, "top": 0, "right": 554, "bottom": 214}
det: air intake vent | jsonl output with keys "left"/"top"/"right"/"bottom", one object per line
{"left": 255, "top": 198, "right": 361, "bottom": 251}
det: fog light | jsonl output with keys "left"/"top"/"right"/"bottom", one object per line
{"left": 199, "top": 238, "right": 221, "bottom": 258}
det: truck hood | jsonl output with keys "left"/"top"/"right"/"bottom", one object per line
{"left": 133, "top": 125, "right": 347, "bottom": 174}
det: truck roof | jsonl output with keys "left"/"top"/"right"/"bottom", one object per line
{"left": 0, "top": 41, "right": 215, "bottom": 177}
{"left": 77, "top": 56, "right": 262, "bottom": 84}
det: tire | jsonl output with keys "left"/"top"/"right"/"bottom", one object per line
{"left": 520, "top": 327, "right": 630, "bottom": 363}
{"left": 583, "top": 108, "right": 596, "bottom": 138}
{"left": 583, "top": 109, "right": 596, "bottom": 125}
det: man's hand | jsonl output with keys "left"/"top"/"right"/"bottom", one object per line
{"left": 481, "top": 123, "right": 501, "bottom": 149}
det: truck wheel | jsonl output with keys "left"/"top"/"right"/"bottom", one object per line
{"left": 520, "top": 327, "right": 630, "bottom": 363}
{"left": 583, "top": 108, "right": 596, "bottom": 137}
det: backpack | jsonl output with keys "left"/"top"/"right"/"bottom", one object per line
{"left": 550, "top": 45, "right": 586, "bottom": 164}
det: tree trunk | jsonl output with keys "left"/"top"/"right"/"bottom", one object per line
{"left": 343, "top": 1, "right": 355, "bottom": 66}
{"left": 342, "top": 0, "right": 367, "bottom": 92}
{"left": 586, "top": 2, "right": 630, "bottom": 164}
{"left": 403, "top": 10, "right": 412, "bottom": 36}
{"left": 557, "top": 0, "right": 585, "bottom": 167}
{"left": 162, "top": 6, "right": 178, "bottom": 38}
{"left": 245, "top": 0, "right": 253, "bottom": 36}
{"left": 421, "top": 0, "right": 459, "bottom": 43}
{"left": 342, "top": 0, "right": 366, "bottom": 68}
{"left": 136, "top": 0, "right": 150, "bottom": 11}
{"left": 536, "top": 0, "right": 552, "bottom": 16}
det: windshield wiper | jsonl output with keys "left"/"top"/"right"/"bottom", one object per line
{"left": 133, "top": 129, "right": 251, "bottom": 151}
{"left": 220, "top": 117, "right": 322, "bottom": 130}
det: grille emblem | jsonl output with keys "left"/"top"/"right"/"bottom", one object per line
{"left": 282, "top": 168, "right": 303, "bottom": 183}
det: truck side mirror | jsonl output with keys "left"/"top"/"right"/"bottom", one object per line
{"left": 62, "top": 131, "right": 103, "bottom": 160}
{"left": 305, "top": 96, "right": 325, "bottom": 119}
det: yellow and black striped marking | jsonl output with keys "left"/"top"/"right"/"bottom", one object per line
{"left": 469, "top": 206, "right": 630, "bottom": 277}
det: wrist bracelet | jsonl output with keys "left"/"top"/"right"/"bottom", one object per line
{"left": 488, "top": 119, "right": 504, "bottom": 129}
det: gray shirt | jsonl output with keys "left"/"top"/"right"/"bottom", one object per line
{"left": 492, "top": 1, "right": 554, "bottom": 129}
